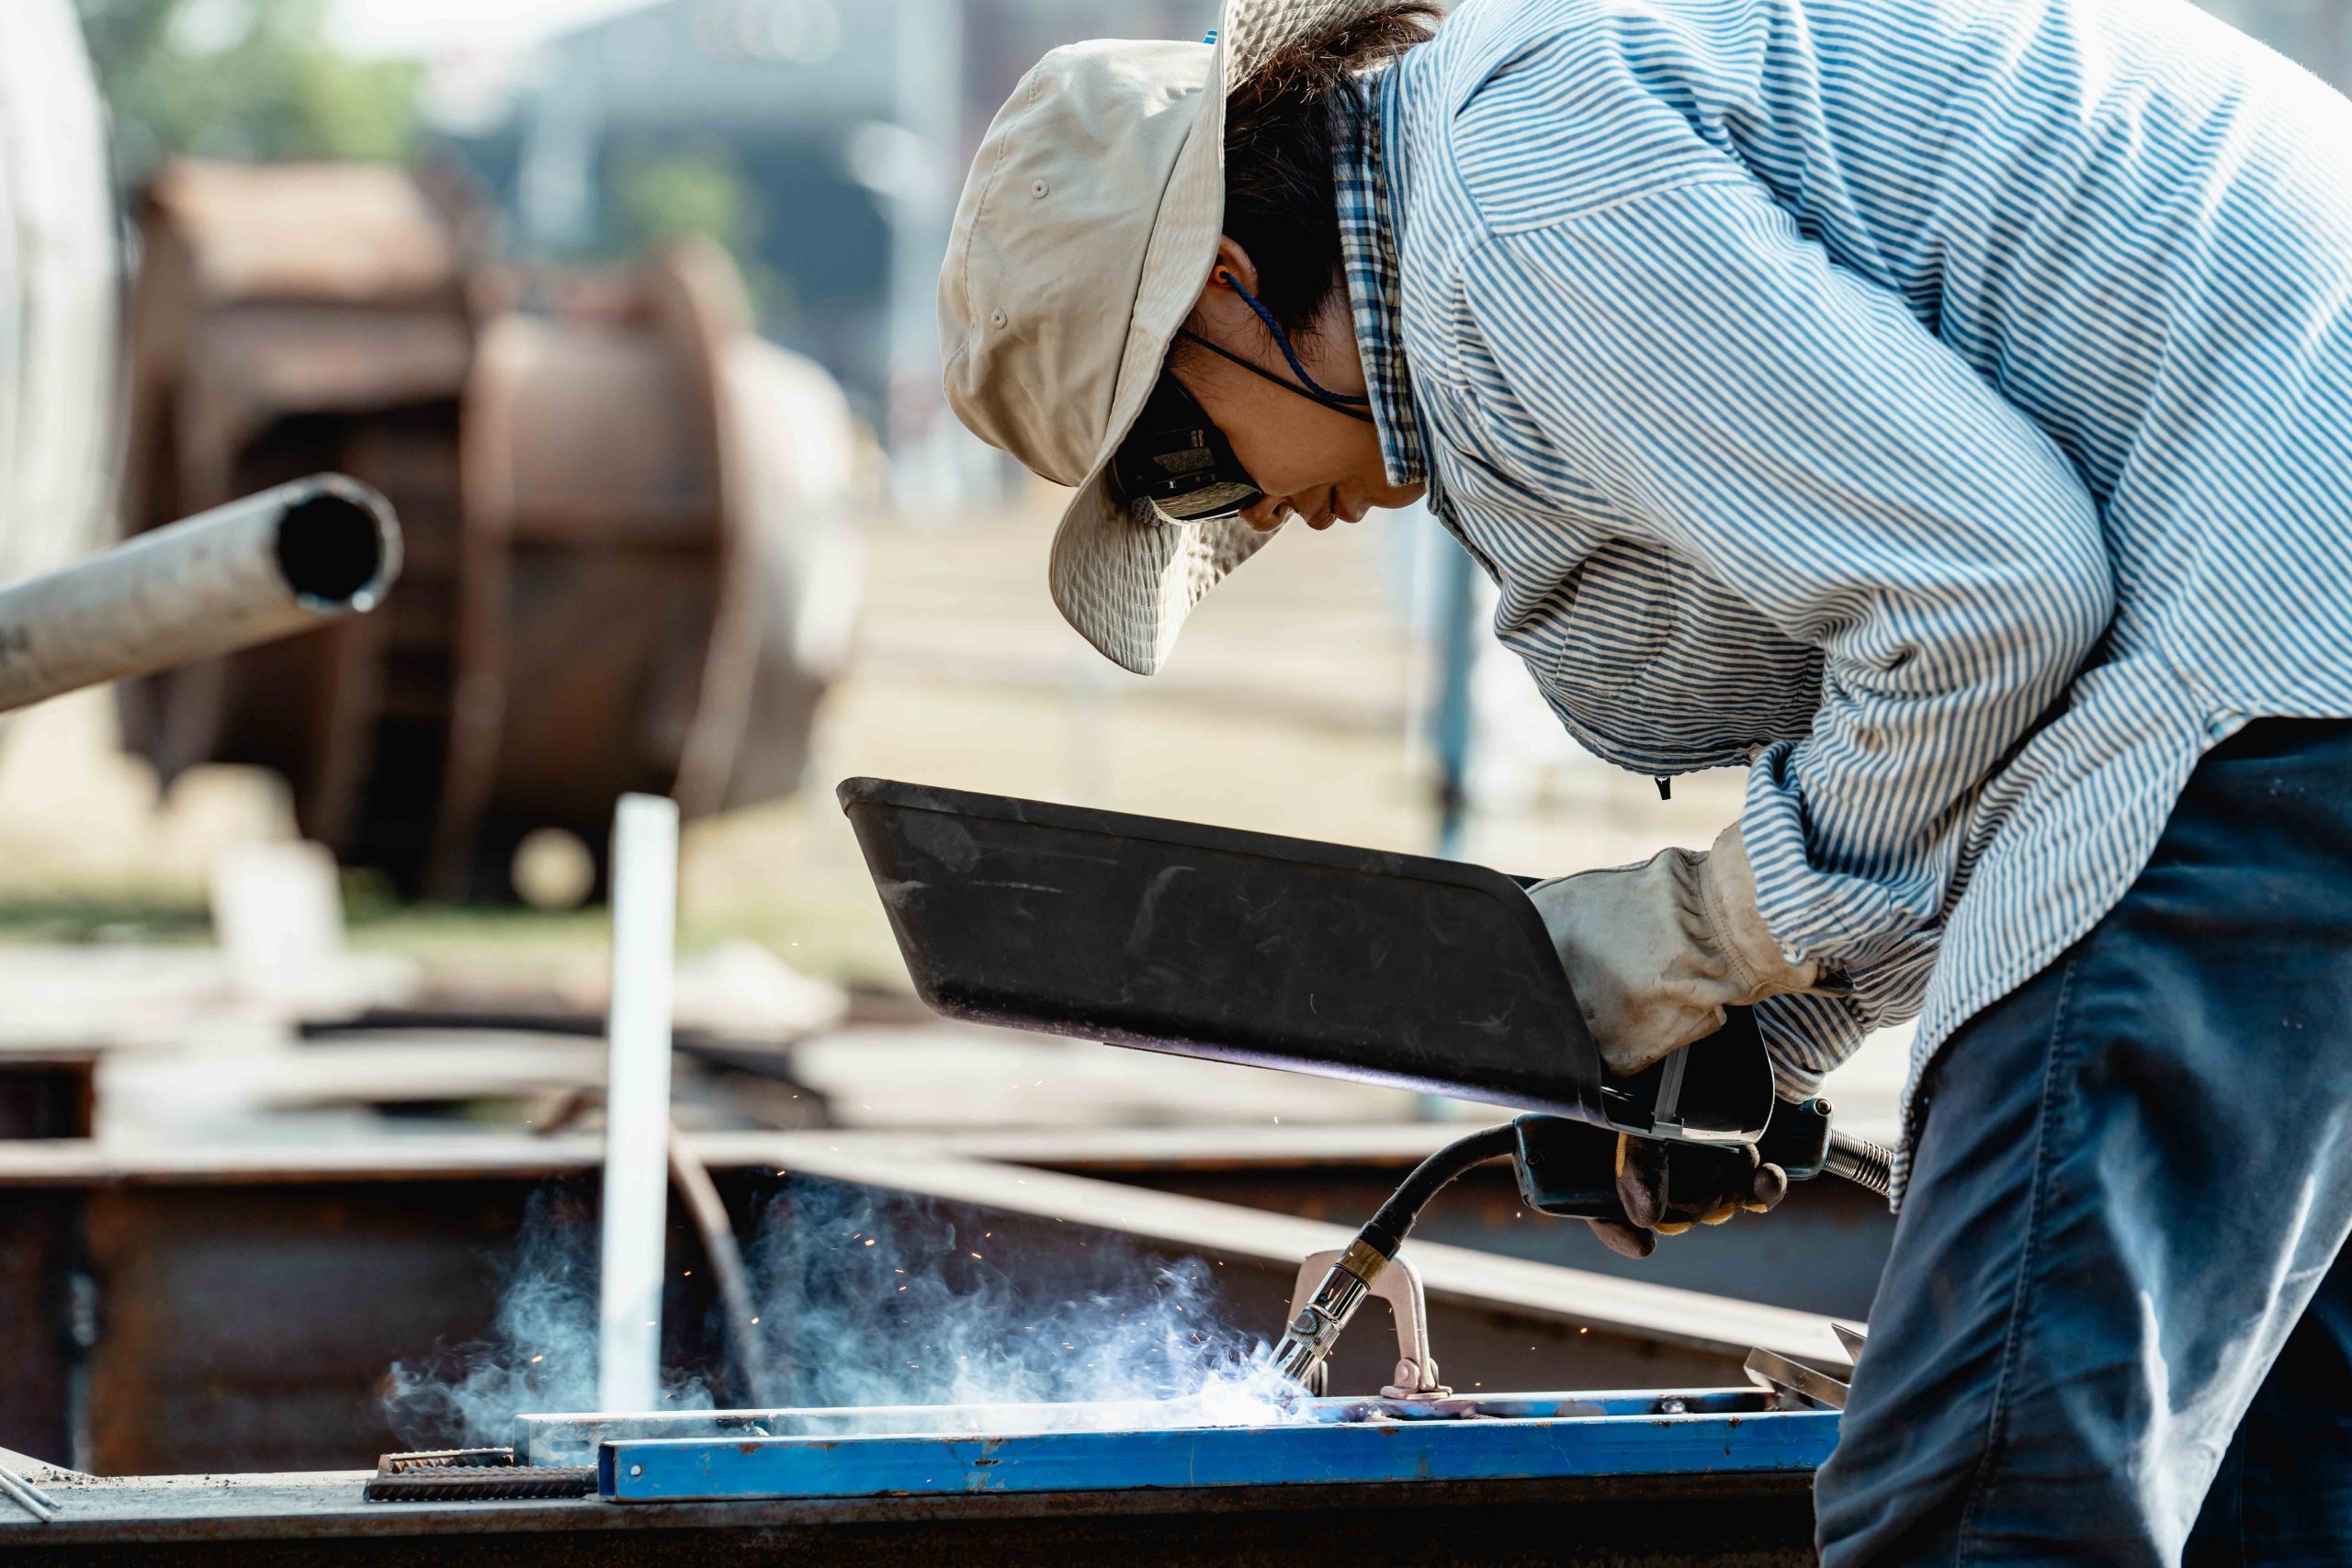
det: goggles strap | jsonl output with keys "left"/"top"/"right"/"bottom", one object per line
{"left": 1174, "top": 273, "right": 1378, "bottom": 424}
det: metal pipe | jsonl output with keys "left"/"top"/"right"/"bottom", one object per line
{"left": 0, "top": 474, "right": 400, "bottom": 714}
{"left": 598, "top": 793, "right": 679, "bottom": 1413}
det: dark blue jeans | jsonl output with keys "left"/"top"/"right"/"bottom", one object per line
{"left": 1816, "top": 719, "right": 2352, "bottom": 1566}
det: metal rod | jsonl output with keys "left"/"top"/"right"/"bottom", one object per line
{"left": 598, "top": 794, "right": 680, "bottom": 1413}
{"left": 0, "top": 473, "right": 399, "bottom": 714}
{"left": 666, "top": 1121, "right": 774, "bottom": 1405}
{"left": 0, "top": 1459, "right": 57, "bottom": 1523}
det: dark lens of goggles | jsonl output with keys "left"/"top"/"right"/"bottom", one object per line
{"left": 1110, "top": 373, "right": 1263, "bottom": 524}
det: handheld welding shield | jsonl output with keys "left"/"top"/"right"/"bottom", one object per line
{"left": 838, "top": 776, "right": 1788, "bottom": 1148}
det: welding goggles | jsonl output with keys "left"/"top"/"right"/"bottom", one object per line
{"left": 1109, "top": 370, "right": 1264, "bottom": 525}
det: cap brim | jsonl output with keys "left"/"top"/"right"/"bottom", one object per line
{"left": 1048, "top": 461, "right": 1278, "bottom": 675}
{"left": 1045, "top": 0, "right": 1393, "bottom": 675}
{"left": 1046, "top": 3, "right": 1262, "bottom": 679}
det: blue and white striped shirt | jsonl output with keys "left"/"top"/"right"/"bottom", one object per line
{"left": 1334, "top": 0, "right": 2352, "bottom": 1195}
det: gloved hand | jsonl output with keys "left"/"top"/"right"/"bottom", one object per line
{"left": 1528, "top": 820, "right": 1822, "bottom": 1077}
{"left": 1588, "top": 1132, "right": 1790, "bottom": 1259}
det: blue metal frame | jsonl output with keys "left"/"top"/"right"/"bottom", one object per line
{"left": 593, "top": 1391, "right": 1840, "bottom": 1504}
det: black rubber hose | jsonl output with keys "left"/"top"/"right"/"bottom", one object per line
{"left": 1360, "top": 1122, "right": 1519, "bottom": 1258}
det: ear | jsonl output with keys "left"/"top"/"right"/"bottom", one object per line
{"left": 1206, "top": 236, "right": 1261, "bottom": 298}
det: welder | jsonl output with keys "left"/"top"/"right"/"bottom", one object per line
{"left": 937, "top": 0, "right": 2352, "bottom": 1560}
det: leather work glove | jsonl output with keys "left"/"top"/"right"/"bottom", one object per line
{"left": 1588, "top": 1132, "right": 1791, "bottom": 1259}
{"left": 1527, "top": 821, "right": 1823, "bottom": 1078}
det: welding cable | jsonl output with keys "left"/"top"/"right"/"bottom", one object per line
{"left": 1359, "top": 1122, "right": 1519, "bottom": 1259}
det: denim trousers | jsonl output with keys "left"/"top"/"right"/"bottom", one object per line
{"left": 1815, "top": 719, "right": 2352, "bottom": 1566}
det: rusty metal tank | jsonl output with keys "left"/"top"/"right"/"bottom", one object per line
{"left": 117, "top": 160, "right": 859, "bottom": 899}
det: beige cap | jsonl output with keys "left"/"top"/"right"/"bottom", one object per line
{"left": 939, "top": 1, "right": 1384, "bottom": 676}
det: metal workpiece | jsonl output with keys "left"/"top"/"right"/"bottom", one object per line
{"left": 366, "top": 1449, "right": 592, "bottom": 1503}
{"left": 0, "top": 475, "right": 400, "bottom": 715}
{"left": 1745, "top": 1348, "right": 1851, "bottom": 1412}
{"left": 0, "top": 1444, "right": 1828, "bottom": 1566}
{"left": 515, "top": 1401, "right": 1304, "bottom": 1468}
{"left": 592, "top": 1390, "right": 1841, "bottom": 1505}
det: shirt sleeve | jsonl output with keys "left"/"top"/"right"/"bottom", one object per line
{"left": 1455, "top": 180, "right": 2113, "bottom": 986}
{"left": 1755, "top": 925, "right": 1940, "bottom": 1095}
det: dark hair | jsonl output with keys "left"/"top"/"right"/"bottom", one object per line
{"left": 1208, "top": 4, "right": 1440, "bottom": 340}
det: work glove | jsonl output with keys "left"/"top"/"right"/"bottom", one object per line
{"left": 1527, "top": 821, "right": 1823, "bottom": 1078}
{"left": 1588, "top": 1132, "right": 1790, "bottom": 1259}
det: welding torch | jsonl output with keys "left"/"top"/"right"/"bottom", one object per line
{"left": 1272, "top": 1096, "right": 1890, "bottom": 1390}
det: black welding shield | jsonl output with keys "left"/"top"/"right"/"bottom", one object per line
{"left": 839, "top": 776, "right": 1783, "bottom": 1148}
{"left": 1109, "top": 371, "right": 1264, "bottom": 525}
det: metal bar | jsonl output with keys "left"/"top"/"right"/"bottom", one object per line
{"left": 0, "top": 1458, "right": 57, "bottom": 1522}
{"left": 517, "top": 1389, "right": 1778, "bottom": 1465}
{"left": 0, "top": 475, "right": 399, "bottom": 714}
{"left": 600, "top": 1406, "right": 1841, "bottom": 1504}
{"left": 665, "top": 1122, "right": 771, "bottom": 1404}
{"left": 597, "top": 794, "right": 679, "bottom": 1413}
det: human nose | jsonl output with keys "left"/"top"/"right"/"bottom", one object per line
{"left": 1240, "top": 495, "right": 1290, "bottom": 532}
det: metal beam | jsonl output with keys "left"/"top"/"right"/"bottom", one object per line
{"left": 598, "top": 1404, "right": 1839, "bottom": 1505}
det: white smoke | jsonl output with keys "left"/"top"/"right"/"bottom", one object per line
{"left": 381, "top": 1190, "right": 713, "bottom": 1449}
{"left": 384, "top": 1177, "right": 1307, "bottom": 1448}
{"left": 735, "top": 1177, "right": 1307, "bottom": 1428}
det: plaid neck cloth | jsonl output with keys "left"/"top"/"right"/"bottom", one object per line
{"left": 1331, "top": 73, "right": 1428, "bottom": 491}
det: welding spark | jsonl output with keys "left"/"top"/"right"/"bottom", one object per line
{"left": 864, "top": 1239, "right": 876, "bottom": 1247}
{"left": 530, "top": 1355, "right": 544, "bottom": 1363}
{"left": 970, "top": 1252, "right": 983, "bottom": 1259}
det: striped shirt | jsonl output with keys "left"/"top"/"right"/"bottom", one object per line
{"left": 1333, "top": 0, "right": 2352, "bottom": 1198}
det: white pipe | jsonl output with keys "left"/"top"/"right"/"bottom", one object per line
{"left": 0, "top": 474, "right": 400, "bottom": 714}
{"left": 597, "top": 793, "right": 680, "bottom": 1414}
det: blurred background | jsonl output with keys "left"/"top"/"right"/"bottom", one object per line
{"left": 0, "top": 0, "right": 2346, "bottom": 1479}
